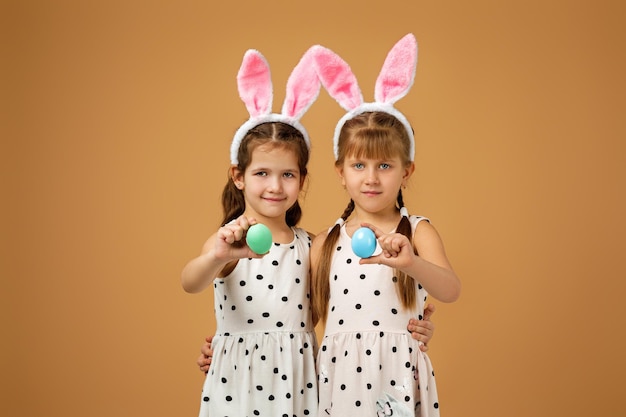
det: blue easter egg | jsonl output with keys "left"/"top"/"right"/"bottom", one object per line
{"left": 246, "top": 223, "right": 273, "bottom": 254}
{"left": 351, "top": 227, "right": 377, "bottom": 258}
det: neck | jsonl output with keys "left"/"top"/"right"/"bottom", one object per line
{"left": 346, "top": 206, "right": 402, "bottom": 233}
{"left": 243, "top": 211, "right": 293, "bottom": 242}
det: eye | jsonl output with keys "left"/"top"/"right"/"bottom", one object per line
{"left": 254, "top": 171, "right": 268, "bottom": 177}
{"left": 283, "top": 172, "right": 296, "bottom": 178}
{"left": 379, "top": 163, "right": 390, "bottom": 169}
{"left": 353, "top": 162, "right": 365, "bottom": 170}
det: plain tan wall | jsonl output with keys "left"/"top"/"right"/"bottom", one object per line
{"left": 3, "top": 1, "right": 625, "bottom": 416}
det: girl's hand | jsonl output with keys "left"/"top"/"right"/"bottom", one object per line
{"left": 407, "top": 303, "right": 436, "bottom": 352}
{"left": 181, "top": 215, "right": 267, "bottom": 294}
{"left": 197, "top": 335, "right": 214, "bottom": 374}
{"left": 214, "top": 216, "right": 264, "bottom": 262}
{"left": 357, "top": 223, "right": 416, "bottom": 270}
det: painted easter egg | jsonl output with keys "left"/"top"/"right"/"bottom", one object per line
{"left": 245, "top": 223, "right": 273, "bottom": 254}
{"left": 351, "top": 227, "right": 377, "bottom": 258}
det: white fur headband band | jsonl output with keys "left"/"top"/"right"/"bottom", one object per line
{"left": 230, "top": 48, "right": 321, "bottom": 165}
{"left": 311, "top": 33, "right": 418, "bottom": 161}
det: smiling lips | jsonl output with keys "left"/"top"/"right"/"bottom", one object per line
{"left": 262, "top": 196, "right": 286, "bottom": 203}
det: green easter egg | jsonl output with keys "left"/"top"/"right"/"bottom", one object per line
{"left": 245, "top": 223, "right": 273, "bottom": 254}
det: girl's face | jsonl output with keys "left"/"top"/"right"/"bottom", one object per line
{"left": 336, "top": 153, "right": 414, "bottom": 216}
{"left": 232, "top": 144, "right": 303, "bottom": 223}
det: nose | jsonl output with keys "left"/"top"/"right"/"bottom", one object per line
{"left": 267, "top": 175, "right": 283, "bottom": 192}
{"left": 364, "top": 167, "right": 379, "bottom": 184}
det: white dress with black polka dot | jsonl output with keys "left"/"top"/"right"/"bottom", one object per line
{"left": 317, "top": 216, "right": 440, "bottom": 417}
{"left": 198, "top": 227, "right": 318, "bottom": 417}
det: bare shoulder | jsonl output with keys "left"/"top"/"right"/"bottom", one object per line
{"left": 413, "top": 219, "right": 452, "bottom": 266}
{"left": 414, "top": 218, "right": 441, "bottom": 240}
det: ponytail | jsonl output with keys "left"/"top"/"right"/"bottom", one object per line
{"left": 220, "top": 177, "right": 246, "bottom": 226}
{"left": 312, "top": 200, "right": 355, "bottom": 324}
{"left": 394, "top": 190, "right": 417, "bottom": 310}
{"left": 285, "top": 200, "right": 303, "bottom": 227}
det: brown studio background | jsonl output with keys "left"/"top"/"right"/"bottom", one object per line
{"left": 2, "top": 1, "right": 625, "bottom": 416}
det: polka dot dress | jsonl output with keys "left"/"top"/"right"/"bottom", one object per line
{"left": 317, "top": 216, "right": 440, "bottom": 417}
{"left": 198, "top": 228, "right": 318, "bottom": 417}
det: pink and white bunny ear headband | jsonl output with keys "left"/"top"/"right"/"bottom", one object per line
{"left": 311, "top": 33, "right": 418, "bottom": 161}
{"left": 230, "top": 47, "right": 321, "bottom": 164}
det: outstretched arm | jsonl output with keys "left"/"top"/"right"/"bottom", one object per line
{"left": 360, "top": 221, "right": 461, "bottom": 303}
{"left": 181, "top": 216, "right": 263, "bottom": 293}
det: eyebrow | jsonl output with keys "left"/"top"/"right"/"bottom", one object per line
{"left": 250, "top": 166, "right": 300, "bottom": 173}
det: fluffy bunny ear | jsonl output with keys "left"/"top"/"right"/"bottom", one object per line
{"left": 237, "top": 49, "right": 273, "bottom": 117}
{"left": 320, "top": 34, "right": 418, "bottom": 162}
{"left": 311, "top": 45, "right": 363, "bottom": 111}
{"left": 282, "top": 46, "right": 321, "bottom": 120}
{"left": 374, "top": 33, "right": 418, "bottom": 105}
{"left": 230, "top": 48, "right": 320, "bottom": 165}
